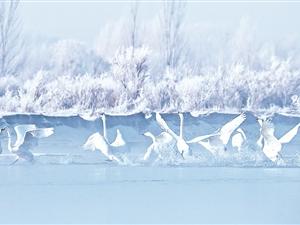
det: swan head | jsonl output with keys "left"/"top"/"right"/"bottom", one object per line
{"left": 0, "top": 120, "right": 9, "bottom": 133}
{"left": 144, "top": 113, "right": 152, "bottom": 119}
{"left": 257, "top": 118, "right": 263, "bottom": 127}
{"left": 236, "top": 128, "right": 243, "bottom": 133}
{"left": 143, "top": 132, "right": 153, "bottom": 137}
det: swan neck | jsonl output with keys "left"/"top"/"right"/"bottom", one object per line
{"left": 102, "top": 115, "right": 107, "bottom": 141}
{"left": 179, "top": 113, "right": 184, "bottom": 138}
{"left": 239, "top": 129, "right": 246, "bottom": 139}
{"left": 6, "top": 129, "right": 12, "bottom": 151}
{"left": 147, "top": 133, "right": 155, "bottom": 142}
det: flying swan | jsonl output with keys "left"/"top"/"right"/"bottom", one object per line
{"left": 83, "top": 114, "right": 127, "bottom": 164}
{"left": 2, "top": 124, "right": 54, "bottom": 164}
{"left": 155, "top": 113, "right": 191, "bottom": 158}
{"left": 187, "top": 113, "right": 246, "bottom": 155}
{"left": 258, "top": 118, "right": 300, "bottom": 162}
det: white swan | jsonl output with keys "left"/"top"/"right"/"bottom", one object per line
{"left": 2, "top": 124, "right": 54, "bottom": 164}
{"left": 231, "top": 128, "right": 247, "bottom": 151}
{"left": 259, "top": 119, "right": 300, "bottom": 162}
{"left": 0, "top": 121, "right": 8, "bottom": 154}
{"left": 187, "top": 113, "right": 246, "bottom": 155}
{"left": 256, "top": 118, "right": 264, "bottom": 149}
{"left": 143, "top": 131, "right": 176, "bottom": 161}
{"left": 83, "top": 114, "right": 127, "bottom": 164}
{"left": 155, "top": 113, "right": 191, "bottom": 158}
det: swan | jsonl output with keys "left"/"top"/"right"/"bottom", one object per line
{"left": 231, "top": 128, "right": 247, "bottom": 151}
{"left": 83, "top": 114, "right": 127, "bottom": 164}
{"left": 256, "top": 118, "right": 264, "bottom": 149}
{"left": 187, "top": 113, "right": 246, "bottom": 155}
{"left": 155, "top": 113, "right": 191, "bottom": 158}
{"left": 0, "top": 128, "right": 5, "bottom": 154}
{"left": 2, "top": 124, "right": 54, "bottom": 164}
{"left": 0, "top": 121, "right": 8, "bottom": 154}
{"left": 143, "top": 131, "right": 177, "bottom": 161}
{"left": 259, "top": 119, "right": 300, "bottom": 162}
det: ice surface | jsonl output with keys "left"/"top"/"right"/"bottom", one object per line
{"left": 0, "top": 165, "right": 299, "bottom": 223}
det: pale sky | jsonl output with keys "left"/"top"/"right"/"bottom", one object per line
{"left": 19, "top": 1, "right": 300, "bottom": 44}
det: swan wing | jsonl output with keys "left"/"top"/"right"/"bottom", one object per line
{"left": 219, "top": 113, "right": 246, "bottom": 145}
{"left": 155, "top": 113, "right": 179, "bottom": 140}
{"left": 83, "top": 132, "right": 109, "bottom": 154}
{"left": 187, "top": 133, "right": 219, "bottom": 143}
{"left": 30, "top": 127, "right": 54, "bottom": 138}
{"left": 21, "top": 132, "right": 38, "bottom": 150}
{"left": 110, "top": 129, "right": 126, "bottom": 147}
{"left": 279, "top": 123, "right": 300, "bottom": 144}
{"left": 14, "top": 124, "right": 37, "bottom": 148}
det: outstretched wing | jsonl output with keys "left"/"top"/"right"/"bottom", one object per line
{"left": 187, "top": 133, "right": 219, "bottom": 144}
{"left": 14, "top": 124, "right": 37, "bottom": 148}
{"left": 83, "top": 132, "right": 108, "bottom": 154}
{"left": 219, "top": 113, "right": 246, "bottom": 145}
{"left": 279, "top": 123, "right": 300, "bottom": 144}
{"left": 110, "top": 129, "right": 126, "bottom": 147}
{"left": 21, "top": 132, "right": 38, "bottom": 150}
{"left": 30, "top": 127, "right": 54, "bottom": 138}
{"left": 155, "top": 113, "right": 179, "bottom": 140}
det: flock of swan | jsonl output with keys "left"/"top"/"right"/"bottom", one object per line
{"left": 0, "top": 112, "right": 300, "bottom": 165}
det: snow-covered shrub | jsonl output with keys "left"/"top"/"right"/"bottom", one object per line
{"left": 110, "top": 46, "right": 150, "bottom": 109}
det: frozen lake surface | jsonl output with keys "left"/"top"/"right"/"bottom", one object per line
{"left": 0, "top": 113, "right": 300, "bottom": 223}
{"left": 1, "top": 165, "right": 300, "bottom": 224}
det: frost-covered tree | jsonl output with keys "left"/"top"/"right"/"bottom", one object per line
{"left": 0, "top": 0, "right": 23, "bottom": 76}
{"left": 159, "top": 0, "right": 187, "bottom": 69}
{"left": 111, "top": 46, "right": 149, "bottom": 107}
{"left": 51, "top": 40, "right": 108, "bottom": 76}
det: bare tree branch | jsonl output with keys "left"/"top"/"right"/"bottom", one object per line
{"left": 0, "top": 0, "right": 23, "bottom": 76}
{"left": 159, "top": 0, "right": 186, "bottom": 69}
{"left": 129, "top": 1, "right": 139, "bottom": 57}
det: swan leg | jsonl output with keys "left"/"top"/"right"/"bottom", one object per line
{"left": 110, "top": 155, "right": 123, "bottom": 164}
{"left": 276, "top": 152, "right": 285, "bottom": 164}
{"left": 9, "top": 157, "right": 19, "bottom": 166}
{"left": 180, "top": 151, "right": 185, "bottom": 159}
{"left": 143, "top": 146, "right": 154, "bottom": 161}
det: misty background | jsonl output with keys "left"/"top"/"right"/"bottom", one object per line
{"left": 1, "top": 0, "right": 300, "bottom": 115}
